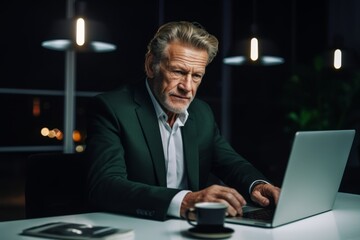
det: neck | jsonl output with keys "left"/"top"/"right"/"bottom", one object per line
{"left": 166, "top": 111, "right": 178, "bottom": 128}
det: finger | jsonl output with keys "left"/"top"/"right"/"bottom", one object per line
{"left": 199, "top": 185, "right": 247, "bottom": 216}
{"left": 261, "top": 185, "right": 281, "bottom": 206}
{"left": 271, "top": 186, "right": 281, "bottom": 205}
{"left": 230, "top": 188, "right": 247, "bottom": 206}
{"left": 251, "top": 189, "right": 270, "bottom": 206}
{"left": 219, "top": 187, "right": 246, "bottom": 215}
{"left": 218, "top": 199, "right": 239, "bottom": 217}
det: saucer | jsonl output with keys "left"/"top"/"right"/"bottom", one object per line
{"left": 187, "top": 226, "right": 234, "bottom": 239}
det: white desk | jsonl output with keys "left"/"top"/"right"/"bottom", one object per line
{"left": 1, "top": 192, "right": 359, "bottom": 240}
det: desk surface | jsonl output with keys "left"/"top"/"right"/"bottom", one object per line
{"left": 1, "top": 192, "right": 359, "bottom": 240}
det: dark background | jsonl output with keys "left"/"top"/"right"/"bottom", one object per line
{"left": 0, "top": 0, "right": 359, "bottom": 221}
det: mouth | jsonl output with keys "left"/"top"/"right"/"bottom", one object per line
{"left": 169, "top": 93, "right": 191, "bottom": 101}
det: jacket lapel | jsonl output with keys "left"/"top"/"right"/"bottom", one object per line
{"left": 181, "top": 117, "right": 199, "bottom": 191}
{"left": 134, "top": 84, "right": 167, "bottom": 187}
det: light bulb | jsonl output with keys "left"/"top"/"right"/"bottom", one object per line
{"left": 76, "top": 18, "right": 85, "bottom": 46}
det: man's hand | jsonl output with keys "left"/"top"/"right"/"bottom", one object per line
{"left": 180, "top": 185, "right": 247, "bottom": 218}
{"left": 250, "top": 183, "right": 281, "bottom": 207}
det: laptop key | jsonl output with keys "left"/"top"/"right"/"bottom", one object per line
{"left": 242, "top": 208, "right": 275, "bottom": 221}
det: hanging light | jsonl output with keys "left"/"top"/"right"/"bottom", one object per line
{"left": 41, "top": 1, "right": 116, "bottom": 52}
{"left": 250, "top": 37, "right": 259, "bottom": 61}
{"left": 322, "top": 35, "right": 358, "bottom": 70}
{"left": 41, "top": 0, "right": 117, "bottom": 153}
{"left": 333, "top": 49, "right": 342, "bottom": 69}
{"left": 76, "top": 18, "right": 85, "bottom": 46}
{"left": 223, "top": 0, "right": 284, "bottom": 66}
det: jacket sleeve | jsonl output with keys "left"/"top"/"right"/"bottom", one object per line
{"left": 190, "top": 100, "right": 268, "bottom": 201}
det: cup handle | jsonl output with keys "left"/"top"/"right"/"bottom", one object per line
{"left": 185, "top": 208, "right": 197, "bottom": 227}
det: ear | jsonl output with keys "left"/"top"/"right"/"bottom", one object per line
{"left": 145, "top": 53, "right": 154, "bottom": 78}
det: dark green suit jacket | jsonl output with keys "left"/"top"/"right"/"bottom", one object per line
{"left": 86, "top": 81, "right": 267, "bottom": 220}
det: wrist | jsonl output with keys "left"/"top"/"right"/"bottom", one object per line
{"left": 180, "top": 192, "right": 195, "bottom": 218}
{"left": 251, "top": 181, "right": 269, "bottom": 194}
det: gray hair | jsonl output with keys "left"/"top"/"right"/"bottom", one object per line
{"left": 146, "top": 21, "right": 219, "bottom": 68}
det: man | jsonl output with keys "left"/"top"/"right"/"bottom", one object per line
{"left": 86, "top": 21, "right": 280, "bottom": 221}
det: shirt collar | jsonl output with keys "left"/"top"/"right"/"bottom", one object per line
{"left": 145, "top": 79, "right": 189, "bottom": 125}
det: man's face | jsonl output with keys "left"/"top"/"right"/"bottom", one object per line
{"left": 150, "top": 42, "right": 208, "bottom": 114}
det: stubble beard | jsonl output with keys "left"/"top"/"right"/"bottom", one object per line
{"left": 161, "top": 92, "right": 192, "bottom": 114}
{"left": 153, "top": 76, "right": 193, "bottom": 115}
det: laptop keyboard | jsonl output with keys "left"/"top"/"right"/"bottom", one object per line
{"left": 242, "top": 208, "right": 275, "bottom": 221}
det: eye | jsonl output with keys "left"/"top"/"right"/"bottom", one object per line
{"left": 192, "top": 74, "right": 203, "bottom": 82}
{"left": 174, "top": 70, "right": 183, "bottom": 75}
{"left": 172, "top": 70, "right": 188, "bottom": 80}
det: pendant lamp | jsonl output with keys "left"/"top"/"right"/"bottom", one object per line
{"left": 322, "top": 35, "right": 358, "bottom": 70}
{"left": 42, "top": 0, "right": 117, "bottom": 153}
{"left": 42, "top": 1, "right": 116, "bottom": 52}
{"left": 223, "top": 0, "right": 284, "bottom": 66}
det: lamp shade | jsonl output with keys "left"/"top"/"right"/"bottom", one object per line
{"left": 41, "top": 18, "right": 117, "bottom": 52}
{"left": 223, "top": 37, "right": 284, "bottom": 66}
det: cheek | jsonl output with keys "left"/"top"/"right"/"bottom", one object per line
{"left": 192, "top": 82, "right": 201, "bottom": 94}
{"left": 164, "top": 81, "right": 179, "bottom": 92}
{"left": 158, "top": 73, "right": 176, "bottom": 91}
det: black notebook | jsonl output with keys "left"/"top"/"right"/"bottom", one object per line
{"left": 21, "top": 222, "right": 134, "bottom": 240}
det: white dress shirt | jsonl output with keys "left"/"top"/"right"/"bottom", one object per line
{"left": 146, "top": 81, "right": 190, "bottom": 217}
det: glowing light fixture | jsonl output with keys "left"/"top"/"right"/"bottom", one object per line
{"left": 223, "top": 0, "right": 284, "bottom": 66}
{"left": 223, "top": 36, "right": 284, "bottom": 66}
{"left": 76, "top": 18, "right": 85, "bottom": 46}
{"left": 42, "top": 1, "right": 116, "bottom": 52}
{"left": 250, "top": 38, "right": 259, "bottom": 61}
{"left": 42, "top": 0, "right": 117, "bottom": 153}
{"left": 322, "top": 35, "right": 358, "bottom": 71}
{"left": 333, "top": 49, "right": 342, "bottom": 69}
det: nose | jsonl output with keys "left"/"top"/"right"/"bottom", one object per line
{"left": 178, "top": 74, "right": 192, "bottom": 92}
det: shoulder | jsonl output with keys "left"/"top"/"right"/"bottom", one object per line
{"left": 95, "top": 84, "right": 135, "bottom": 102}
{"left": 87, "top": 84, "right": 143, "bottom": 118}
{"left": 188, "top": 98, "right": 215, "bottom": 120}
{"left": 189, "top": 98, "right": 213, "bottom": 113}
{"left": 92, "top": 82, "right": 146, "bottom": 107}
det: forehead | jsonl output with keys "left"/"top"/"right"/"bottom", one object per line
{"left": 164, "top": 41, "right": 209, "bottom": 68}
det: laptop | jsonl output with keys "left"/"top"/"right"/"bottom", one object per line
{"left": 225, "top": 129, "right": 355, "bottom": 228}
